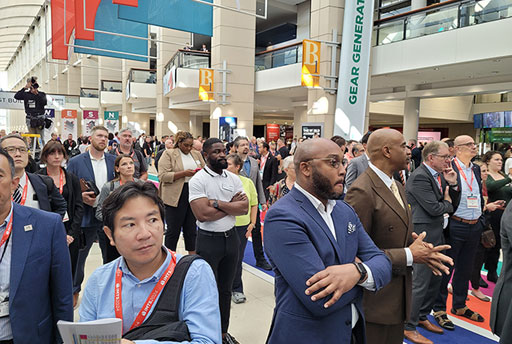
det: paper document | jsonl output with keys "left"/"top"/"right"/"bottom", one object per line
{"left": 57, "top": 318, "right": 122, "bottom": 344}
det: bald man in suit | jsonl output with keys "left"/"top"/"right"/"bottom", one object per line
{"left": 345, "top": 129, "right": 453, "bottom": 344}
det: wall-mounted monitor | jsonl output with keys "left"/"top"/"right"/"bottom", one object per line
{"left": 483, "top": 112, "right": 504, "bottom": 128}
{"left": 474, "top": 114, "right": 483, "bottom": 129}
{"left": 504, "top": 111, "right": 512, "bottom": 128}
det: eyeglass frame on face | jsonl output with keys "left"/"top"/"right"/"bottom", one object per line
{"left": 305, "top": 157, "right": 342, "bottom": 169}
{"left": 456, "top": 142, "right": 476, "bottom": 148}
{"left": 432, "top": 153, "right": 451, "bottom": 160}
{"left": 4, "top": 146, "right": 28, "bottom": 154}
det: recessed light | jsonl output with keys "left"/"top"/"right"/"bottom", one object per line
{"left": 433, "top": 67, "right": 439, "bottom": 71}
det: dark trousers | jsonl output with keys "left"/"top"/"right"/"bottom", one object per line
{"left": 433, "top": 219, "right": 482, "bottom": 311}
{"left": 197, "top": 228, "right": 240, "bottom": 334}
{"left": 232, "top": 225, "right": 249, "bottom": 293}
{"left": 485, "top": 209, "right": 503, "bottom": 275}
{"left": 68, "top": 238, "right": 80, "bottom": 279}
{"left": 366, "top": 321, "right": 404, "bottom": 344}
{"left": 251, "top": 208, "right": 266, "bottom": 262}
{"left": 470, "top": 242, "right": 486, "bottom": 289}
{"left": 73, "top": 225, "right": 119, "bottom": 294}
{"left": 164, "top": 184, "right": 197, "bottom": 251}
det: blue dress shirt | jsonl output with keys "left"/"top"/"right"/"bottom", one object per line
{"left": 79, "top": 248, "right": 221, "bottom": 344}
{"left": 453, "top": 158, "right": 482, "bottom": 220}
{"left": 0, "top": 204, "right": 13, "bottom": 341}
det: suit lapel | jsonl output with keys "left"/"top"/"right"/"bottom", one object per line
{"left": 9, "top": 204, "right": 33, "bottom": 302}
{"left": 173, "top": 149, "right": 184, "bottom": 173}
{"left": 83, "top": 153, "right": 96, "bottom": 183}
{"left": 420, "top": 164, "right": 443, "bottom": 199}
{"left": 367, "top": 169, "right": 409, "bottom": 226}
{"left": 291, "top": 188, "right": 343, "bottom": 262}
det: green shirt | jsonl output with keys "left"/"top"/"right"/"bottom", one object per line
{"left": 236, "top": 175, "right": 258, "bottom": 226}
{"left": 486, "top": 173, "right": 512, "bottom": 204}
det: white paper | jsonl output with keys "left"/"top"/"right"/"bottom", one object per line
{"left": 57, "top": 318, "right": 122, "bottom": 344}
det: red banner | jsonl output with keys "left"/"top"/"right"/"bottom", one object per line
{"left": 266, "top": 124, "right": 280, "bottom": 143}
{"left": 51, "top": 0, "right": 75, "bottom": 60}
{"left": 113, "top": 0, "right": 138, "bottom": 6}
{"left": 74, "top": 0, "right": 101, "bottom": 40}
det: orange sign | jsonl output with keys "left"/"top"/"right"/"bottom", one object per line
{"left": 302, "top": 39, "right": 321, "bottom": 87}
{"left": 199, "top": 68, "right": 214, "bottom": 101}
{"left": 61, "top": 109, "right": 77, "bottom": 119}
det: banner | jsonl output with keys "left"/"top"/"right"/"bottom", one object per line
{"left": 163, "top": 66, "right": 176, "bottom": 95}
{"left": 301, "top": 39, "right": 321, "bottom": 87}
{"left": 302, "top": 123, "right": 323, "bottom": 139}
{"left": 0, "top": 91, "right": 24, "bottom": 110}
{"left": 199, "top": 68, "right": 214, "bottom": 101}
{"left": 74, "top": 0, "right": 148, "bottom": 62}
{"left": 266, "top": 124, "right": 280, "bottom": 142}
{"left": 334, "top": 0, "right": 375, "bottom": 140}
{"left": 104, "top": 111, "right": 119, "bottom": 133}
{"left": 118, "top": 0, "right": 213, "bottom": 36}
{"left": 83, "top": 110, "right": 99, "bottom": 136}
{"left": 61, "top": 109, "right": 78, "bottom": 139}
{"left": 51, "top": 0, "right": 75, "bottom": 60}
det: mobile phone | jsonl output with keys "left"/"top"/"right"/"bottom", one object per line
{"left": 194, "top": 167, "right": 202, "bottom": 172}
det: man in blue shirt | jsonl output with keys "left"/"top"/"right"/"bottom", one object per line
{"left": 79, "top": 181, "right": 221, "bottom": 344}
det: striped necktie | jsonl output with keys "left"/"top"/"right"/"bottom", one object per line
{"left": 399, "top": 170, "right": 406, "bottom": 186}
{"left": 12, "top": 184, "right": 22, "bottom": 204}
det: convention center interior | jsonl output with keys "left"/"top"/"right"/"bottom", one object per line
{"left": 0, "top": 0, "right": 512, "bottom": 344}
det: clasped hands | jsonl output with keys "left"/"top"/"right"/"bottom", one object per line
{"left": 409, "top": 231, "right": 453, "bottom": 276}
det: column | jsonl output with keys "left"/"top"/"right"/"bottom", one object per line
{"left": 209, "top": 0, "right": 256, "bottom": 138}
{"left": 293, "top": 106, "right": 307, "bottom": 138}
{"left": 189, "top": 114, "right": 204, "bottom": 137}
{"left": 403, "top": 85, "right": 420, "bottom": 142}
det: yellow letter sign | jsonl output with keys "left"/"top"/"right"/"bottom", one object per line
{"left": 302, "top": 39, "right": 321, "bottom": 87}
{"left": 199, "top": 68, "right": 214, "bottom": 101}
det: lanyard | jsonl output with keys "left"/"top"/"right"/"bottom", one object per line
{"left": 13, "top": 174, "right": 29, "bottom": 205}
{"left": 58, "top": 169, "right": 64, "bottom": 194}
{"left": 0, "top": 215, "right": 13, "bottom": 249}
{"left": 119, "top": 178, "right": 133, "bottom": 186}
{"left": 436, "top": 175, "right": 443, "bottom": 193}
{"left": 114, "top": 250, "right": 177, "bottom": 331}
{"left": 454, "top": 159, "right": 474, "bottom": 192}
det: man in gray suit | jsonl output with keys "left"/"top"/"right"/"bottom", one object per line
{"left": 491, "top": 201, "right": 512, "bottom": 343}
{"left": 344, "top": 131, "right": 372, "bottom": 191}
{"left": 234, "top": 136, "right": 272, "bottom": 271}
{"left": 404, "top": 141, "right": 460, "bottom": 344}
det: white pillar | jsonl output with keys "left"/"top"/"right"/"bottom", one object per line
{"left": 403, "top": 96, "right": 420, "bottom": 142}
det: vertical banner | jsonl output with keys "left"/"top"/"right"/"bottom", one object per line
{"left": 301, "top": 39, "right": 321, "bottom": 87}
{"left": 43, "top": 109, "right": 56, "bottom": 142}
{"left": 163, "top": 66, "right": 176, "bottom": 95}
{"left": 334, "top": 0, "right": 375, "bottom": 140}
{"left": 104, "top": 111, "right": 119, "bottom": 133}
{"left": 219, "top": 117, "right": 236, "bottom": 142}
{"left": 61, "top": 109, "right": 78, "bottom": 139}
{"left": 266, "top": 124, "right": 280, "bottom": 142}
{"left": 83, "top": 110, "right": 99, "bottom": 136}
{"left": 199, "top": 69, "right": 214, "bottom": 101}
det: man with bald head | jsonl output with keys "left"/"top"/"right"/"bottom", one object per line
{"left": 432, "top": 135, "right": 486, "bottom": 329}
{"left": 264, "top": 138, "right": 392, "bottom": 344}
{"left": 345, "top": 129, "right": 453, "bottom": 344}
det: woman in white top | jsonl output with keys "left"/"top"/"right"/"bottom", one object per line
{"left": 158, "top": 131, "right": 205, "bottom": 254}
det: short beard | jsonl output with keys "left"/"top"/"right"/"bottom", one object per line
{"left": 210, "top": 158, "right": 227, "bottom": 170}
{"left": 312, "top": 167, "right": 340, "bottom": 200}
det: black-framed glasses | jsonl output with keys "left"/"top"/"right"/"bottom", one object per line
{"left": 4, "top": 146, "right": 28, "bottom": 154}
{"left": 306, "top": 157, "right": 342, "bottom": 169}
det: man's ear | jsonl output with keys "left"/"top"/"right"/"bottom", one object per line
{"left": 104, "top": 226, "right": 116, "bottom": 247}
{"left": 11, "top": 176, "right": 20, "bottom": 194}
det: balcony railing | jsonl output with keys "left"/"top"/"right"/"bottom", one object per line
{"left": 164, "top": 50, "right": 210, "bottom": 74}
{"left": 255, "top": 42, "right": 302, "bottom": 71}
{"left": 128, "top": 68, "right": 157, "bottom": 84}
{"left": 101, "top": 80, "right": 122, "bottom": 92}
{"left": 80, "top": 88, "right": 99, "bottom": 98}
{"left": 373, "top": 0, "right": 512, "bottom": 46}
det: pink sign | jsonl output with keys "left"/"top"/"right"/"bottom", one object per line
{"left": 83, "top": 110, "right": 99, "bottom": 119}
{"left": 418, "top": 131, "right": 441, "bottom": 143}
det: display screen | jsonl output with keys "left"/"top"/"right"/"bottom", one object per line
{"left": 483, "top": 112, "right": 504, "bottom": 128}
{"left": 504, "top": 111, "right": 512, "bottom": 128}
{"left": 473, "top": 114, "right": 483, "bottom": 129}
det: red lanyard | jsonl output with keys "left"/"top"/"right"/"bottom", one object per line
{"left": 114, "top": 250, "right": 177, "bottom": 331}
{"left": 13, "top": 174, "right": 29, "bottom": 205}
{"left": 58, "top": 169, "right": 64, "bottom": 194}
{"left": 454, "top": 159, "right": 474, "bottom": 192}
{"left": 436, "top": 175, "right": 443, "bottom": 193}
{"left": 0, "top": 215, "right": 13, "bottom": 248}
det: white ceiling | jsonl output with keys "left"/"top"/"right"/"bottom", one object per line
{"left": 0, "top": 0, "right": 44, "bottom": 71}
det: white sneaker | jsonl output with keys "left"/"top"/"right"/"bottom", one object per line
{"left": 231, "top": 292, "right": 246, "bottom": 304}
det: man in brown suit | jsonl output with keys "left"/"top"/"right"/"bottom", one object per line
{"left": 345, "top": 129, "right": 453, "bottom": 344}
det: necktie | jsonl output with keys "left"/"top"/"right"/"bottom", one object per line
{"left": 12, "top": 184, "right": 22, "bottom": 204}
{"left": 390, "top": 181, "right": 405, "bottom": 209}
{"left": 399, "top": 170, "right": 405, "bottom": 186}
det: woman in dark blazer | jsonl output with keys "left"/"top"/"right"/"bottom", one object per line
{"left": 37, "top": 141, "right": 84, "bottom": 284}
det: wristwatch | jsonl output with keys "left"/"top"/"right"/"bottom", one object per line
{"left": 212, "top": 200, "right": 219, "bottom": 209}
{"left": 353, "top": 262, "right": 367, "bottom": 284}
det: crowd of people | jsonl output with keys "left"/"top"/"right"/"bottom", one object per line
{"left": 0, "top": 124, "right": 511, "bottom": 344}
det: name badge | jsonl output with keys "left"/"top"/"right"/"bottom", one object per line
{"left": 195, "top": 160, "right": 201, "bottom": 165}
{"left": 467, "top": 195, "right": 479, "bottom": 209}
{"left": 63, "top": 211, "right": 70, "bottom": 223}
{"left": 222, "top": 184, "right": 234, "bottom": 192}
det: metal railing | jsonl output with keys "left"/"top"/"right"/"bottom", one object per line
{"left": 80, "top": 88, "right": 99, "bottom": 98}
{"left": 164, "top": 50, "right": 210, "bottom": 74}
{"left": 373, "top": 0, "right": 512, "bottom": 46}
{"left": 101, "top": 80, "right": 122, "bottom": 92}
{"left": 128, "top": 68, "right": 157, "bottom": 84}
{"left": 255, "top": 42, "right": 302, "bottom": 71}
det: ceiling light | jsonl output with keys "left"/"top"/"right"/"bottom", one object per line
{"left": 433, "top": 67, "right": 439, "bottom": 71}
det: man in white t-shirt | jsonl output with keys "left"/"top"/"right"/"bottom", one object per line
{"left": 189, "top": 138, "right": 248, "bottom": 344}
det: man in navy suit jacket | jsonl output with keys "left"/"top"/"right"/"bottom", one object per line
{"left": 0, "top": 149, "right": 73, "bottom": 343}
{"left": 67, "top": 126, "right": 116, "bottom": 303}
{"left": 264, "top": 139, "right": 391, "bottom": 344}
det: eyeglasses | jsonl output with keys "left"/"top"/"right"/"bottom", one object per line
{"left": 433, "top": 154, "right": 451, "bottom": 160}
{"left": 4, "top": 146, "right": 28, "bottom": 154}
{"left": 306, "top": 157, "right": 342, "bottom": 169}
{"left": 457, "top": 142, "right": 476, "bottom": 147}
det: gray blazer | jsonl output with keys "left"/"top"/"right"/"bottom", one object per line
{"left": 344, "top": 154, "right": 369, "bottom": 191}
{"left": 240, "top": 156, "right": 265, "bottom": 205}
{"left": 491, "top": 201, "right": 512, "bottom": 343}
{"left": 95, "top": 178, "right": 141, "bottom": 221}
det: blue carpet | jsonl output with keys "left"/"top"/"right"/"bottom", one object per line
{"left": 243, "top": 240, "right": 275, "bottom": 278}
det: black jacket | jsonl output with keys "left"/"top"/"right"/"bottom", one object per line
{"left": 262, "top": 154, "right": 279, "bottom": 200}
{"left": 14, "top": 88, "right": 47, "bottom": 116}
{"left": 36, "top": 168, "right": 84, "bottom": 239}
{"left": 26, "top": 172, "right": 68, "bottom": 218}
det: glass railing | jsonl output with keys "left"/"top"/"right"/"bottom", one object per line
{"left": 101, "top": 80, "right": 122, "bottom": 92}
{"left": 164, "top": 50, "right": 210, "bottom": 74}
{"left": 80, "top": 88, "right": 99, "bottom": 98}
{"left": 255, "top": 42, "right": 302, "bottom": 71}
{"left": 374, "top": 0, "right": 512, "bottom": 46}
{"left": 128, "top": 69, "right": 157, "bottom": 84}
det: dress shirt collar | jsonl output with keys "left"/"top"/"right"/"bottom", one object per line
{"left": 423, "top": 162, "right": 439, "bottom": 178}
{"left": 118, "top": 247, "right": 170, "bottom": 283}
{"left": 18, "top": 171, "right": 27, "bottom": 187}
{"left": 294, "top": 182, "right": 336, "bottom": 214}
{"left": 455, "top": 157, "right": 472, "bottom": 169}
{"left": 89, "top": 150, "right": 105, "bottom": 162}
{"left": 368, "top": 162, "right": 393, "bottom": 189}
{"left": 364, "top": 153, "right": 370, "bottom": 161}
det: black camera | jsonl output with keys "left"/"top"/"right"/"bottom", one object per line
{"left": 30, "top": 77, "right": 39, "bottom": 89}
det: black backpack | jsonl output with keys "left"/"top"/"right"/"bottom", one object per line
{"left": 123, "top": 254, "right": 201, "bottom": 342}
